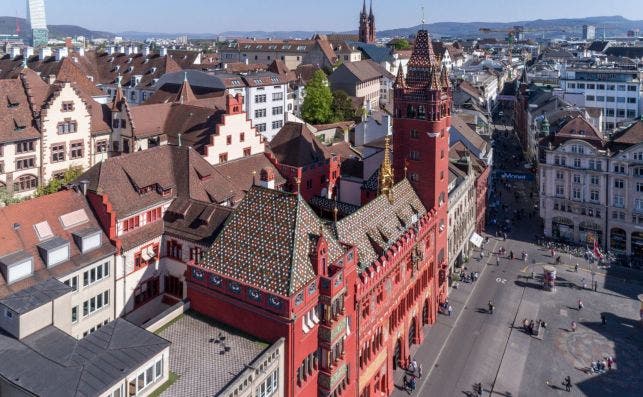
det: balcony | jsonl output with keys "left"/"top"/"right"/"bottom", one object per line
{"left": 319, "top": 362, "right": 347, "bottom": 391}
{"left": 319, "top": 317, "right": 347, "bottom": 343}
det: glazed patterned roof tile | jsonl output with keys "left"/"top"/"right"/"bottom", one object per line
{"left": 335, "top": 180, "right": 426, "bottom": 269}
{"left": 200, "top": 186, "right": 346, "bottom": 296}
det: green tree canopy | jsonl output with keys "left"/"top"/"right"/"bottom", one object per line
{"left": 390, "top": 38, "right": 411, "bottom": 50}
{"left": 331, "top": 90, "right": 356, "bottom": 122}
{"left": 35, "top": 166, "right": 83, "bottom": 197}
{"left": 301, "top": 70, "right": 333, "bottom": 124}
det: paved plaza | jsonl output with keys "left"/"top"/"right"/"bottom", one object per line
{"left": 391, "top": 104, "right": 643, "bottom": 397}
{"left": 157, "top": 311, "right": 269, "bottom": 397}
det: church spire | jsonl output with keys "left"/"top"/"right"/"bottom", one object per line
{"left": 175, "top": 71, "right": 197, "bottom": 104}
{"left": 362, "top": 0, "right": 367, "bottom": 15}
{"left": 378, "top": 134, "right": 394, "bottom": 202}
{"left": 394, "top": 62, "right": 405, "bottom": 88}
{"left": 369, "top": 0, "right": 374, "bottom": 18}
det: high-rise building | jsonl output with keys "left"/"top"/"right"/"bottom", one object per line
{"left": 582, "top": 24, "right": 596, "bottom": 41}
{"left": 26, "top": 0, "right": 48, "bottom": 47}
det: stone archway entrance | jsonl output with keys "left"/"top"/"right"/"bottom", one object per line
{"left": 408, "top": 317, "right": 417, "bottom": 348}
{"left": 393, "top": 338, "right": 402, "bottom": 370}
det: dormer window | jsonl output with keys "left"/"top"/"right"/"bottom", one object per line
{"left": 6, "top": 95, "right": 19, "bottom": 108}
{"left": 0, "top": 251, "right": 33, "bottom": 284}
{"left": 73, "top": 228, "right": 102, "bottom": 253}
{"left": 37, "top": 237, "right": 70, "bottom": 268}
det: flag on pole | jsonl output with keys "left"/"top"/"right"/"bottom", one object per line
{"left": 593, "top": 238, "right": 603, "bottom": 259}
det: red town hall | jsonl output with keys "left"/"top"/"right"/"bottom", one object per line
{"left": 186, "top": 29, "right": 452, "bottom": 397}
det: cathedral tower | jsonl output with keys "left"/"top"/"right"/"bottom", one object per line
{"left": 359, "top": 1, "right": 375, "bottom": 43}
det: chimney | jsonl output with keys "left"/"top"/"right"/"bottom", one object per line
{"left": 244, "top": 58, "right": 249, "bottom": 65}
{"left": 143, "top": 47, "right": 151, "bottom": 57}
{"left": 259, "top": 167, "right": 275, "bottom": 189}
{"left": 108, "top": 46, "right": 116, "bottom": 55}
{"left": 10, "top": 47, "right": 21, "bottom": 59}
{"left": 55, "top": 47, "right": 68, "bottom": 61}
{"left": 118, "top": 45, "right": 126, "bottom": 54}
{"left": 24, "top": 47, "right": 34, "bottom": 58}
{"left": 160, "top": 47, "right": 168, "bottom": 57}
{"left": 48, "top": 74, "right": 56, "bottom": 84}
{"left": 39, "top": 47, "right": 52, "bottom": 59}
{"left": 79, "top": 180, "right": 89, "bottom": 196}
{"left": 75, "top": 47, "right": 85, "bottom": 57}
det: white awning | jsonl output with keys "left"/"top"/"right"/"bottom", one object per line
{"left": 470, "top": 232, "right": 484, "bottom": 248}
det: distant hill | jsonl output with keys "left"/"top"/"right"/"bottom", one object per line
{"left": 1, "top": 15, "right": 642, "bottom": 42}
{"left": 0, "top": 16, "right": 112, "bottom": 39}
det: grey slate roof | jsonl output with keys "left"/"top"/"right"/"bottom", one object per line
{"left": 0, "top": 278, "right": 72, "bottom": 314}
{"left": 0, "top": 319, "right": 170, "bottom": 397}
{"left": 335, "top": 180, "right": 426, "bottom": 268}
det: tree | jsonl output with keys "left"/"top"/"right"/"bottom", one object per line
{"left": 331, "top": 90, "right": 357, "bottom": 122}
{"left": 35, "top": 166, "right": 83, "bottom": 197}
{"left": 390, "top": 38, "right": 411, "bottom": 50}
{"left": 0, "top": 188, "right": 22, "bottom": 207}
{"left": 301, "top": 70, "right": 333, "bottom": 125}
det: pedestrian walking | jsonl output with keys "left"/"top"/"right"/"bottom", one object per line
{"left": 571, "top": 321, "right": 577, "bottom": 332}
{"left": 563, "top": 375, "right": 572, "bottom": 392}
{"left": 448, "top": 305, "right": 453, "bottom": 316}
{"left": 575, "top": 263, "right": 579, "bottom": 272}
{"left": 411, "top": 359, "right": 417, "bottom": 373}
{"left": 601, "top": 313, "right": 607, "bottom": 325}
{"left": 607, "top": 356, "right": 613, "bottom": 370}
{"left": 418, "top": 363, "right": 423, "bottom": 378}
{"left": 593, "top": 280, "right": 598, "bottom": 291}
{"left": 578, "top": 299, "right": 583, "bottom": 311}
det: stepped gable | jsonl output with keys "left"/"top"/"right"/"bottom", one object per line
{"left": 335, "top": 179, "right": 426, "bottom": 268}
{"left": 199, "top": 186, "right": 346, "bottom": 296}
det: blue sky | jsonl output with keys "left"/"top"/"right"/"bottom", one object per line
{"left": 2, "top": 0, "right": 642, "bottom": 33}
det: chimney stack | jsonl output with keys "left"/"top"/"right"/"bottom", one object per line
{"left": 24, "top": 47, "right": 34, "bottom": 58}
{"left": 143, "top": 47, "right": 151, "bottom": 57}
{"left": 79, "top": 180, "right": 89, "bottom": 196}
{"left": 75, "top": 47, "right": 85, "bottom": 57}
{"left": 108, "top": 46, "right": 116, "bottom": 55}
{"left": 118, "top": 45, "right": 126, "bottom": 54}
{"left": 259, "top": 168, "right": 275, "bottom": 189}
{"left": 160, "top": 47, "right": 168, "bottom": 57}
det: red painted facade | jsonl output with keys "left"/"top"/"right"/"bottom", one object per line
{"left": 186, "top": 30, "right": 451, "bottom": 397}
{"left": 266, "top": 151, "right": 341, "bottom": 201}
{"left": 391, "top": 29, "right": 451, "bottom": 304}
{"left": 187, "top": 241, "right": 358, "bottom": 397}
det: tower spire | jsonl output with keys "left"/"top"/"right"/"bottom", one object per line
{"left": 175, "top": 71, "right": 196, "bottom": 104}
{"left": 369, "top": 0, "right": 373, "bottom": 17}
{"left": 378, "top": 135, "right": 394, "bottom": 202}
{"left": 394, "top": 62, "right": 405, "bottom": 88}
{"left": 362, "top": 0, "right": 367, "bottom": 14}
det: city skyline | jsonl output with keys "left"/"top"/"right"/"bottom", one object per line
{"left": 0, "top": 0, "right": 642, "bottom": 34}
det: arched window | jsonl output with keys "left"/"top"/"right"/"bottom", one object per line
{"left": 13, "top": 175, "right": 37, "bottom": 192}
{"left": 406, "top": 105, "right": 416, "bottom": 118}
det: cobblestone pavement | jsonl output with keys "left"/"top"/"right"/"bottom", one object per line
{"left": 157, "top": 311, "right": 268, "bottom": 397}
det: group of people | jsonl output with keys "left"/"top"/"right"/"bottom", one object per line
{"left": 590, "top": 357, "right": 614, "bottom": 373}
{"left": 402, "top": 358, "right": 423, "bottom": 393}
{"left": 522, "top": 318, "right": 546, "bottom": 336}
{"left": 439, "top": 300, "right": 453, "bottom": 316}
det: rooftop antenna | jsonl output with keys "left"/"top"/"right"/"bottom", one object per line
{"left": 421, "top": 5, "right": 426, "bottom": 29}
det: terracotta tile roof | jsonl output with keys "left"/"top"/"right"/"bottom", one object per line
{"left": 334, "top": 180, "right": 426, "bottom": 268}
{"left": 336, "top": 59, "right": 384, "bottom": 83}
{"left": 199, "top": 186, "right": 346, "bottom": 296}
{"left": 269, "top": 122, "right": 334, "bottom": 167}
{"left": 612, "top": 119, "right": 643, "bottom": 145}
{"left": 293, "top": 64, "right": 321, "bottom": 84}
{"left": 211, "top": 153, "right": 286, "bottom": 201}
{"left": 0, "top": 78, "right": 40, "bottom": 144}
{"left": 221, "top": 62, "right": 267, "bottom": 74}
{"left": 79, "top": 145, "right": 240, "bottom": 218}
{"left": 329, "top": 141, "right": 359, "bottom": 160}
{"left": 164, "top": 198, "right": 232, "bottom": 245}
{"left": 0, "top": 190, "right": 114, "bottom": 298}
{"left": 450, "top": 114, "right": 488, "bottom": 153}
{"left": 53, "top": 57, "right": 104, "bottom": 97}
{"left": 267, "top": 60, "right": 290, "bottom": 75}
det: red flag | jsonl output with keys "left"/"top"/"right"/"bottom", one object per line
{"left": 593, "top": 239, "right": 603, "bottom": 259}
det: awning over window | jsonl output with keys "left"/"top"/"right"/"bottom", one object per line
{"left": 470, "top": 232, "right": 484, "bottom": 248}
